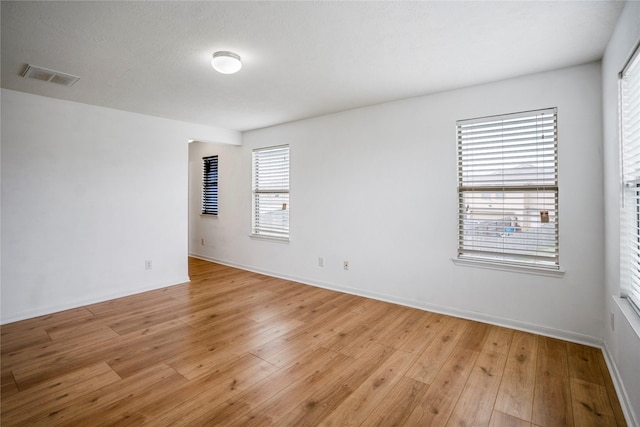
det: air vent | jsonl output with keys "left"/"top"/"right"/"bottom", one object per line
{"left": 21, "top": 64, "right": 80, "bottom": 87}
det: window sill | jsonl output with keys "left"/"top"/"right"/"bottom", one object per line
{"left": 201, "top": 213, "right": 218, "bottom": 218}
{"left": 614, "top": 296, "right": 640, "bottom": 339}
{"left": 452, "top": 257, "right": 565, "bottom": 277}
{"left": 249, "top": 234, "right": 290, "bottom": 243}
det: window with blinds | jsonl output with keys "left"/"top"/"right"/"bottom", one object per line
{"left": 252, "top": 145, "right": 290, "bottom": 239}
{"left": 457, "top": 108, "right": 559, "bottom": 269}
{"left": 202, "top": 155, "right": 218, "bottom": 215}
{"left": 620, "top": 44, "right": 640, "bottom": 314}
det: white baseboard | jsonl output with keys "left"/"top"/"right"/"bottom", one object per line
{"left": 602, "top": 343, "right": 639, "bottom": 427}
{"left": 1, "top": 276, "right": 191, "bottom": 325}
{"left": 189, "top": 253, "right": 602, "bottom": 347}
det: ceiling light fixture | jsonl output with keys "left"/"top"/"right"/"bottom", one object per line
{"left": 211, "top": 51, "right": 242, "bottom": 74}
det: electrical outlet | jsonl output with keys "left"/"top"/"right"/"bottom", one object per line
{"left": 318, "top": 257, "right": 324, "bottom": 267}
{"left": 611, "top": 312, "right": 615, "bottom": 331}
{"left": 145, "top": 260, "right": 153, "bottom": 270}
{"left": 343, "top": 261, "right": 349, "bottom": 270}
{"left": 201, "top": 238, "right": 205, "bottom": 246}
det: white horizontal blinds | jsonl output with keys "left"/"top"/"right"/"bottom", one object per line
{"left": 202, "top": 155, "right": 218, "bottom": 215}
{"left": 253, "top": 145, "right": 290, "bottom": 238}
{"left": 621, "top": 45, "right": 640, "bottom": 313}
{"left": 457, "top": 108, "right": 559, "bottom": 268}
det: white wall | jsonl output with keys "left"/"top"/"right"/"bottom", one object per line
{"left": 1, "top": 89, "right": 239, "bottom": 323}
{"left": 190, "top": 62, "right": 605, "bottom": 344}
{"left": 602, "top": 2, "right": 640, "bottom": 425}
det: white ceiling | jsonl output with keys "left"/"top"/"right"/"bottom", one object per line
{"left": 1, "top": 1, "right": 625, "bottom": 132}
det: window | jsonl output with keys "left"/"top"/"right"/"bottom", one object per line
{"left": 252, "top": 145, "right": 290, "bottom": 239}
{"left": 620, "top": 44, "right": 640, "bottom": 314}
{"left": 202, "top": 155, "right": 218, "bottom": 215}
{"left": 457, "top": 108, "right": 559, "bottom": 270}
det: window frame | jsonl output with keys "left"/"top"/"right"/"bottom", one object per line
{"left": 455, "top": 108, "right": 560, "bottom": 272}
{"left": 251, "top": 145, "right": 290, "bottom": 241}
{"left": 620, "top": 41, "right": 640, "bottom": 316}
{"left": 202, "top": 155, "right": 219, "bottom": 216}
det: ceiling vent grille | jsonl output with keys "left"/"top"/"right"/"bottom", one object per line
{"left": 21, "top": 64, "right": 80, "bottom": 87}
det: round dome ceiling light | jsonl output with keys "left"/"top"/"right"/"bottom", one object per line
{"left": 211, "top": 51, "right": 242, "bottom": 74}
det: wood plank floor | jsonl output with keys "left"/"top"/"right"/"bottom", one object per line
{"left": 1, "top": 257, "right": 627, "bottom": 426}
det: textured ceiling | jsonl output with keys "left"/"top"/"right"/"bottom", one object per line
{"left": 0, "top": 1, "right": 625, "bottom": 132}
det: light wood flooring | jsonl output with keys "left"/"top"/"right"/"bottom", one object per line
{"left": 1, "top": 257, "right": 627, "bottom": 426}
